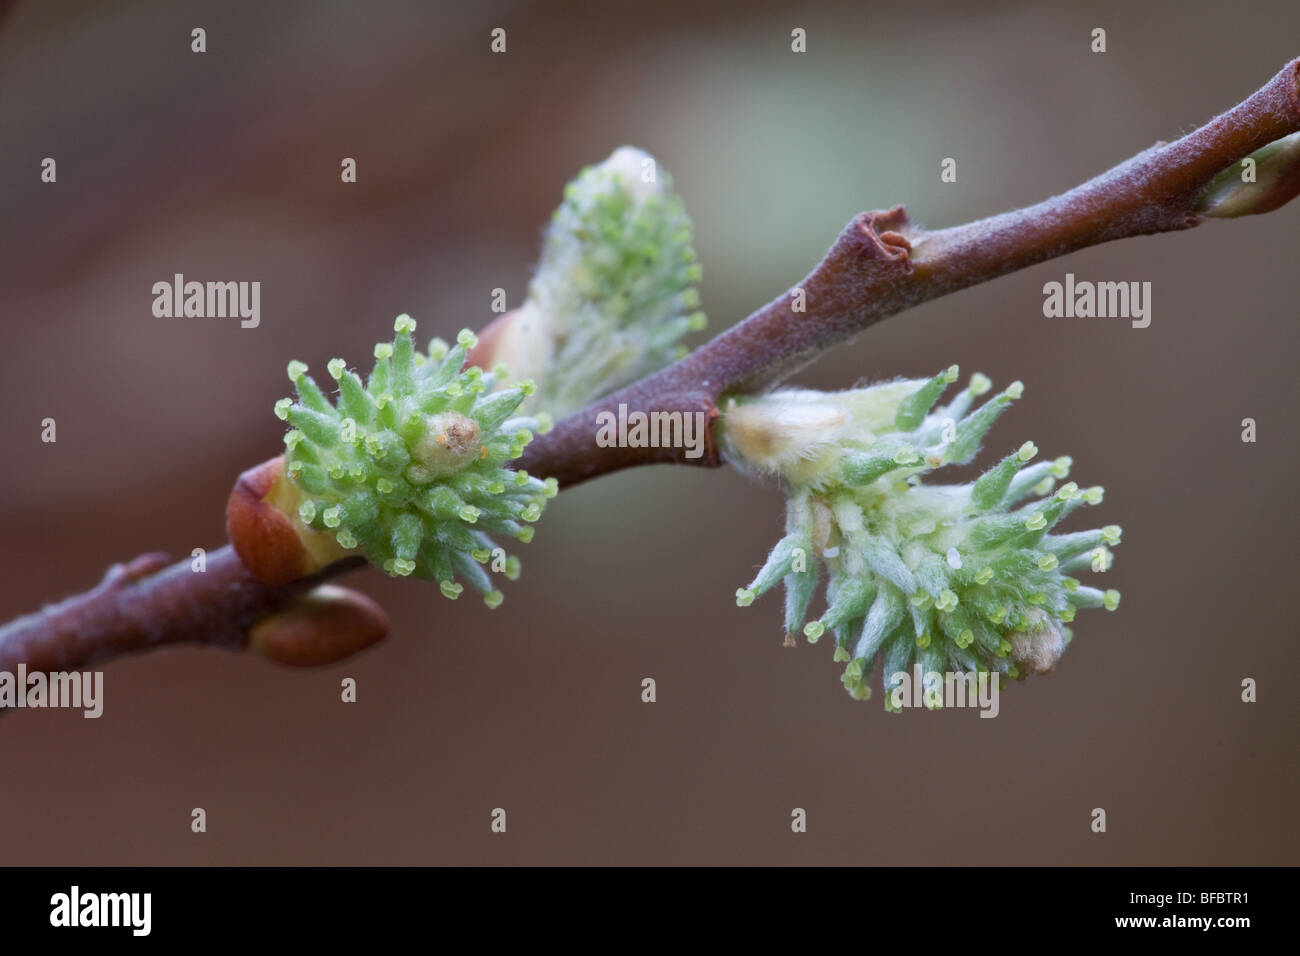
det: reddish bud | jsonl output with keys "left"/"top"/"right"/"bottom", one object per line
{"left": 227, "top": 456, "right": 345, "bottom": 587}
{"left": 465, "top": 308, "right": 515, "bottom": 370}
{"left": 250, "top": 585, "right": 389, "bottom": 666}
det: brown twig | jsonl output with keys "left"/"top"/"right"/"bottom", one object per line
{"left": 519, "top": 56, "right": 1300, "bottom": 485}
{"left": 3, "top": 57, "right": 1297, "bottom": 678}
{"left": 0, "top": 547, "right": 366, "bottom": 675}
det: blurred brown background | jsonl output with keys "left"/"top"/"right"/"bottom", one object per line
{"left": 1, "top": 0, "right": 1296, "bottom": 865}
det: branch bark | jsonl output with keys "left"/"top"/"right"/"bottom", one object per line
{"left": 519, "top": 56, "right": 1300, "bottom": 485}
{"left": 0, "top": 547, "right": 366, "bottom": 675}
{"left": 3, "top": 57, "right": 1298, "bottom": 678}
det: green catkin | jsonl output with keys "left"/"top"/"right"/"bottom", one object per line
{"left": 509, "top": 147, "right": 707, "bottom": 417}
{"left": 722, "top": 368, "right": 1122, "bottom": 707}
{"left": 277, "top": 316, "right": 554, "bottom": 607}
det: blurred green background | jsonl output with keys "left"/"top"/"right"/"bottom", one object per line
{"left": 0, "top": 0, "right": 1296, "bottom": 864}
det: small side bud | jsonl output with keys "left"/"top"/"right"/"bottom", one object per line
{"left": 1197, "top": 132, "right": 1300, "bottom": 218}
{"left": 250, "top": 585, "right": 388, "bottom": 666}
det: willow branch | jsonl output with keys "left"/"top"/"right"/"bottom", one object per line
{"left": 3, "top": 57, "right": 1297, "bottom": 677}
